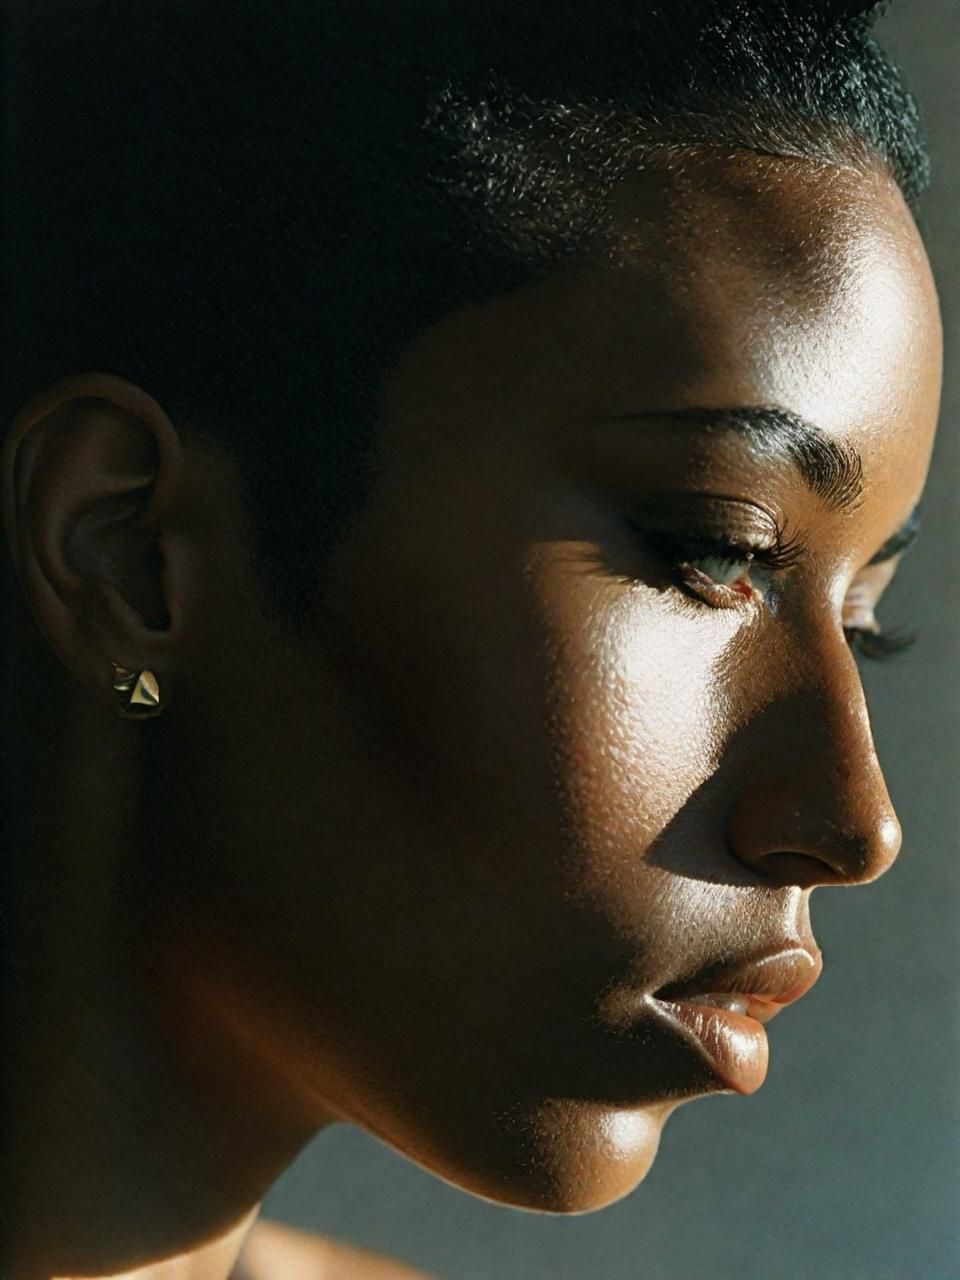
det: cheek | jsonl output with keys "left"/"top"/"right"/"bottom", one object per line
{"left": 529, "top": 556, "right": 735, "bottom": 901}
{"left": 317, "top": 511, "right": 740, "bottom": 986}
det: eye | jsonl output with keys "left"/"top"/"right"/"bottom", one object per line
{"left": 689, "top": 553, "right": 755, "bottom": 589}
{"left": 677, "top": 551, "right": 759, "bottom": 607}
{"left": 841, "top": 560, "right": 917, "bottom": 662}
{"left": 623, "top": 518, "right": 917, "bottom": 661}
{"left": 636, "top": 527, "right": 805, "bottom": 610}
{"left": 843, "top": 625, "right": 917, "bottom": 660}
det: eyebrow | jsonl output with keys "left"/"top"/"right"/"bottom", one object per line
{"left": 601, "top": 405, "right": 919, "bottom": 563}
{"left": 603, "top": 405, "right": 864, "bottom": 512}
{"left": 867, "top": 503, "right": 921, "bottom": 564}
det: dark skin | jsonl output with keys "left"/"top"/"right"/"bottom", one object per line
{"left": 1, "top": 153, "right": 942, "bottom": 1279}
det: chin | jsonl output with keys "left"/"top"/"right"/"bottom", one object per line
{"left": 383, "top": 1097, "right": 680, "bottom": 1216}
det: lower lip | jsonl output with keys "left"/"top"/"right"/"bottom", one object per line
{"left": 651, "top": 999, "right": 769, "bottom": 1094}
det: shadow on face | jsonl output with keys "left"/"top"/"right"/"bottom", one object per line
{"left": 128, "top": 151, "right": 939, "bottom": 1212}
{"left": 11, "top": 151, "right": 938, "bottom": 1222}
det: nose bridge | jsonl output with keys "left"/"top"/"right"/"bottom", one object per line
{"left": 726, "top": 643, "right": 902, "bottom": 888}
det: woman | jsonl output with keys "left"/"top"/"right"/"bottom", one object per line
{"left": 1, "top": 1, "right": 943, "bottom": 1277}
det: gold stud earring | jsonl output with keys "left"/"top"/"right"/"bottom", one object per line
{"left": 110, "top": 662, "right": 163, "bottom": 718}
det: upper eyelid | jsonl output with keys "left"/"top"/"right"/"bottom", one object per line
{"left": 628, "top": 519, "right": 905, "bottom": 600}
{"left": 649, "top": 528, "right": 805, "bottom": 573}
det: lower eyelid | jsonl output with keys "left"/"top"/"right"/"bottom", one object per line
{"left": 677, "top": 563, "right": 757, "bottom": 609}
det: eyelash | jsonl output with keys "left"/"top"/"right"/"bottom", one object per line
{"left": 643, "top": 526, "right": 807, "bottom": 576}
{"left": 844, "top": 626, "right": 917, "bottom": 660}
{"left": 632, "top": 525, "right": 916, "bottom": 663}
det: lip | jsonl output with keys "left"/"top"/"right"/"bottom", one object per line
{"left": 649, "top": 943, "right": 823, "bottom": 1095}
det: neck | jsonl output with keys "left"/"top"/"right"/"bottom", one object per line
{"left": 2, "top": 639, "right": 327, "bottom": 1279}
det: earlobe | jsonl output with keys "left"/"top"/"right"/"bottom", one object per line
{"left": 1, "top": 373, "right": 186, "bottom": 717}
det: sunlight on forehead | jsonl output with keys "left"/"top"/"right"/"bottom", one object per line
{"left": 782, "top": 228, "right": 939, "bottom": 433}
{"left": 600, "top": 156, "right": 940, "bottom": 441}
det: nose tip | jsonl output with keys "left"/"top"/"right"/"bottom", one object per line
{"left": 862, "top": 813, "right": 903, "bottom": 883}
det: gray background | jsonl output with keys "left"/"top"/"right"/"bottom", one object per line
{"left": 261, "top": 6, "right": 960, "bottom": 1277}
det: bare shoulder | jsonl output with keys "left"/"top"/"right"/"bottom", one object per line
{"left": 232, "top": 1216, "right": 438, "bottom": 1280}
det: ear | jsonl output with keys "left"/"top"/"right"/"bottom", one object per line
{"left": 1, "top": 372, "right": 188, "bottom": 718}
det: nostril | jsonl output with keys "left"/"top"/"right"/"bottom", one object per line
{"left": 758, "top": 851, "right": 850, "bottom": 889}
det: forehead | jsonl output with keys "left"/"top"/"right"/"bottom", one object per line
{"left": 580, "top": 153, "right": 943, "bottom": 505}
{"left": 591, "top": 152, "right": 926, "bottom": 368}
{"left": 386, "top": 151, "right": 941, "bottom": 520}
{"left": 594, "top": 152, "right": 941, "bottom": 420}
{"left": 542, "top": 158, "right": 934, "bottom": 469}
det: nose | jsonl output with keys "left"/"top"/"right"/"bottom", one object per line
{"left": 725, "top": 646, "right": 902, "bottom": 890}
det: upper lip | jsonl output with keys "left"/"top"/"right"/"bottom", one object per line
{"left": 653, "top": 942, "right": 823, "bottom": 1022}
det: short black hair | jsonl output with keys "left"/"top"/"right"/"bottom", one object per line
{"left": 4, "top": 0, "right": 929, "bottom": 622}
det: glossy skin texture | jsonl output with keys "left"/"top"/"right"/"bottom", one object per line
{"left": 1, "top": 154, "right": 941, "bottom": 1276}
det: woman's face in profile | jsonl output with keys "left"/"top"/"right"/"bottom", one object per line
{"left": 154, "top": 154, "right": 941, "bottom": 1213}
